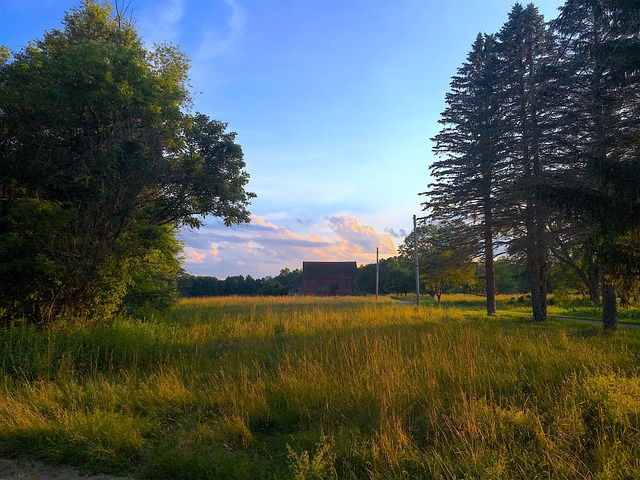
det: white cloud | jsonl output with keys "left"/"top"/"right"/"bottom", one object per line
{"left": 138, "top": 0, "right": 184, "bottom": 44}
{"left": 179, "top": 213, "right": 397, "bottom": 278}
{"left": 194, "top": 0, "right": 245, "bottom": 61}
{"left": 323, "top": 215, "right": 396, "bottom": 258}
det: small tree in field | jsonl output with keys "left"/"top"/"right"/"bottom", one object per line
{"left": 399, "top": 222, "right": 478, "bottom": 304}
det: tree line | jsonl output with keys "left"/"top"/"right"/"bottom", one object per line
{"left": 178, "top": 256, "right": 536, "bottom": 299}
{"left": 424, "top": 0, "right": 640, "bottom": 328}
{"left": 178, "top": 268, "right": 303, "bottom": 297}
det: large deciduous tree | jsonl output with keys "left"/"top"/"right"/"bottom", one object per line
{"left": 0, "top": 1, "right": 254, "bottom": 323}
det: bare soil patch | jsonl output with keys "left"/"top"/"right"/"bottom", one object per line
{"left": 0, "top": 459, "right": 130, "bottom": 480}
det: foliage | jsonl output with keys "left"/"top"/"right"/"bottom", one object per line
{"left": 427, "top": 32, "right": 502, "bottom": 314}
{"left": 495, "top": 4, "right": 557, "bottom": 322}
{"left": 178, "top": 268, "right": 303, "bottom": 297}
{"left": 494, "top": 258, "right": 530, "bottom": 295}
{"left": 121, "top": 226, "right": 183, "bottom": 317}
{"left": 542, "top": 0, "right": 640, "bottom": 328}
{"left": 426, "top": 0, "right": 640, "bottom": 327}
{"left": 398, "top": 222, "right": 478, "bottom": 303}
{"left": 357, "top": 257, "right": 413, "bottom": 296}
{"left": 0, "top": 1, "right": 253, "bottom": 323}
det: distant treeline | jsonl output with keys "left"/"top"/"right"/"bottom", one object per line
{"left": 179, "top": 268, "right": 303, "bottom": 297}
{"left": 178, "top": 258, "right": 537, "bottom": 297}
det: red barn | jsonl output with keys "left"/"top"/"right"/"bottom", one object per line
{"left": 303, "top": 261, "right": 358, "bottom": 296}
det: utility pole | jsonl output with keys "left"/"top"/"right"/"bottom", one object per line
{"left": 413, "top": 215, "right": 420, "bottom": 306}
{"left": 413, "top": 214, "right": 428, "bottom": 306}
{"left": 375, "top": 247, "right": 379, "bottom": 299}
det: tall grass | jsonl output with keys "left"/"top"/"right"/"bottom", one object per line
{"left": 0, "top": 296, "right": 639, "bottom": 478}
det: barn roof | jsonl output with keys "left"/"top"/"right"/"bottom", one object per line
{"left": 303, "top": 261, "right": 357, "bottom": 279}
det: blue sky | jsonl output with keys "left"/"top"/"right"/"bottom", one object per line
{"left": 1, "top": 0, "right": 563, "bottom": 278}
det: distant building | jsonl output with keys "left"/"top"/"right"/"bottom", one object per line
{"left": 302, "top": 261, "right": 358, "bottom": 296}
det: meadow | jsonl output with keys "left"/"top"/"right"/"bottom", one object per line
{"left": 1, "top": 296, "right": 640, "bottom": 479}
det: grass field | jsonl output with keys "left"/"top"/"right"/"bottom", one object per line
{"left": 1, "top": 296, "right": 640, "bottom": 479}
{"left": 410, "top": 293, "right": 640, "bottom": 326}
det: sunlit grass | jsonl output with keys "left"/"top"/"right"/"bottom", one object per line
{"left": 1, "top": 296, "right": 639, "bottom": 478}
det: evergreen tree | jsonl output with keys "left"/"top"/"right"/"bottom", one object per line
{"left": 427, "top": 33, "right": 503, "bottom": 315}
{"left": 495, "top": 3, "right": 557, "bottom": 322}
{"left": 546, "top": 0, "right": 640, "bottom": 328}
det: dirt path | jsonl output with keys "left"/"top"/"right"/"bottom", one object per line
{"left": 501, "top": 311, "right": 640, "bottom": 329}
{"left": 0, "top": 459, "right": 131, "bottom": 480}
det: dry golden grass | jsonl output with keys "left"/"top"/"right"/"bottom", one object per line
{"left": 0, "top": 295, "right": 639, "bottom": 479}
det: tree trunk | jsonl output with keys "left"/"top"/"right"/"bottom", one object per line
{"left": 484, "top": 217, "right": 496, "bottom": 315}
{"left": 538, "top": 254, "right": 548, "bottom": 319}
{"left": 536, "top": 208, "right": 548, "bottom": 320}
{"left": 484, "top": 192, "right": 496, "bottom": 316}
{"left": 587, "top": 263, "right": 601, "bottom": 305}
{"left": 485, "top": 253, "right": 496, "bottom": 316}
{"left": 602, "top": 283, "right": 617, "bottom": 330}
{"left": 529, "top": 260, "right": 545, "bottom": 321}
{"left": 526, "top": 204, "right": 547, "bottom": 322}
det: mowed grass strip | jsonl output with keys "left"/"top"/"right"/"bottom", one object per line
{"left": 1, "top": 296, "right": 639, "bottom": 479}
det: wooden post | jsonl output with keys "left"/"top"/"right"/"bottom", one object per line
{"left": 376, "top": 247, "right": 379, "bottom": 299}
{"left": 413, "top": 215, "right": 420, "bottom": 306}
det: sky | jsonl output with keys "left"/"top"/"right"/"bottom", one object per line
{"left": 0, "top": 0, "right": 564, "bottom": 279}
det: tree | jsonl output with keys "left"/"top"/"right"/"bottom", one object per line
{"left": 495, "top": 3, "right": 557, "bottom": 322}
{"left": 398, "top": 222, "right": 478, "bottom": 304}
{"left": 357, "top": 258, "right": 413, "bottom": 296}
{"left": 275, "top": 268, "right": 304, "bottom": 292}
{"left": 382, "top": 257, "right": 414, "bottom": 296}
{"left": 0, "top": 1, "right": 254, "bottom": 323}
{"left": 121, "top": 225, "right": 183, "bottom": 315}
{"left": 494, "top": 258, "right": 530, "bottom": 294}
{"left": 544, "top": 0, "right": 640, "bottom": 328}
{"left": 0, "top": 46, "right": 9, "bottom": 64}
{"left": 546, "top": 222, "right": 603, "bottom": 304}
{"left": 427, "top": 33, "right": 503, "bottom": 315}
{"left": 357, "top": 264, "right": 378, "bottom": 294}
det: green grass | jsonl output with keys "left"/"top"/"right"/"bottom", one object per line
{"left": 410, "top": 292, "right": 640, "bottom": 325}
{"left": 1, "top": 296, "right": 640, "bottom": 478}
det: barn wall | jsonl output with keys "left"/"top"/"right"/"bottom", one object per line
{"left": 303, "top": 278, "right": 356, "bottom": 296}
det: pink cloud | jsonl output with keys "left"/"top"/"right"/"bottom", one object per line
{"left": 180, "top": 214, "right": 399, "bottom": 278}
{"left": 184, "top": 247, "right": 206, "bottom": 263}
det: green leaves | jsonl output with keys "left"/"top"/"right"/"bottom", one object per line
{"left": 0, "top": 1, "right": 254, "bottom": 323}
{"left": 398, "top": 222, "right": 479, "bottom": 301}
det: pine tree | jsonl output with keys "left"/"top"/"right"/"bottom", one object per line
{"left": 547, "top": 0, "right": 640, "bottom": 328}
{"left": 495, "top": 3, "right": 557, "bottom": 322}
{"left": 426, "top": 33, "right": 504, "bottom": 315}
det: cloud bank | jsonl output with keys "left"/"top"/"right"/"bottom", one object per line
{"left": 179, "top": 214, "right": 397, "bottom": 278}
